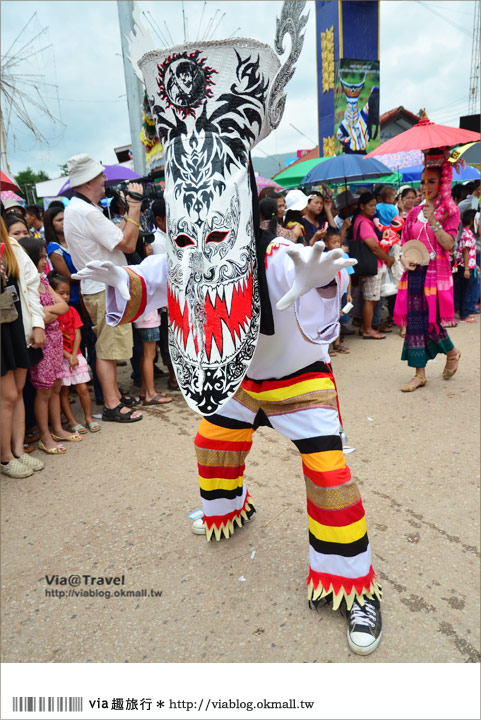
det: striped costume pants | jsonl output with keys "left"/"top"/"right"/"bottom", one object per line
{"left": 194, "top": 362, "right": 381, "bottom": 610}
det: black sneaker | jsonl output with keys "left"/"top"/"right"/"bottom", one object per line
{"left": 240, "top": 506, "right": 256, "bottom": 525}
{"left": 308, "top": 594, "right": 333, "bottom": 612}
{"left": 347, "top": 596, "right": 382, "bottom": 655}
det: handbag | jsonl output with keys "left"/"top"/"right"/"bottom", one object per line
{"left": 0, "top": 288, "right": 19, "bottom": 324}
{"left": 380, "top": 267, "right": 398, "bottom": 297}
{"left": 380, "top": 245, "right": 403, "bottom": 297}
{"left": 350, "top": 219, "right": 378, "bottom": 277}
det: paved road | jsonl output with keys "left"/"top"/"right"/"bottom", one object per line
{"left": 1, "top": 321, "right": 479, "bottom": 666}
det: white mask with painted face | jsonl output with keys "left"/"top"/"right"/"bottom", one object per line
{"left": 132, "top": 2, "right": 309, "bottom": 415}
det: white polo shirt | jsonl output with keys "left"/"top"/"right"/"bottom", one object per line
{"left": 64, "top": 196, "right": 125, "bottom": 295}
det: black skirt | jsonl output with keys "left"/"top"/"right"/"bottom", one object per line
{"left": 1, "top": 276, "right": 32, "bottom": 376}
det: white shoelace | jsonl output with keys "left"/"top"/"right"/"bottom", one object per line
{"left": 350, "top": 601, "right": 377, "bottom": 629}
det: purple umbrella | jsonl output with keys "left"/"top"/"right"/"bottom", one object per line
{"left": 59, "top": 164, "right": 141, "bottom": 198}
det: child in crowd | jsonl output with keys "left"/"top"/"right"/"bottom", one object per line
{"left": 323, "top": 227, "right": 353, "bottom": 356}
{"left": 375, "top": 186, "right": 398, "bottom": 226}
{"left": 48, "top": 272, "right": 101, "bottom": 433}
{"left": 18, "top": 237, "right": 83, "bottom": 454}
{"left": 454, "top": 209, "right": 479, "bottom": 323}
{"left": 133, "top": 240, "right": 172, "bottom": 406}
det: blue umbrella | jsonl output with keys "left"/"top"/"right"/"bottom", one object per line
{"left": 301, "top": 154, "right": 392, "bottom": 186}
{"left": 400, "top": 163, "right": 480, "bottom": 183}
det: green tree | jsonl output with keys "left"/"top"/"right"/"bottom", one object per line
{"left": 14, "top": 167, "right": 50, "bottom": 203}
{"left": 58, "top": 162, "right": 69, "bottom": 176}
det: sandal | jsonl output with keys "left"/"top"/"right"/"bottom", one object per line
{"left": 142, "top": 394, "right": 173, "bottom": 406}
{"left": 333, "top": 343, "right": 350, "bottom": 354}
{"left": 376, "top": 322, "right": 393, "bottom": 333}
{"left": 87, "top": 421, "right": 101, "bottom": 433}
{"left": 119, "top": 390, "right": 141, "bottom": 407}
{"left": 167, "top": 381, "right": 181, "bottom": 391}
{"left": 400, "top": 375, "right": 427, "bottom": 392}
{"left": 51, "top": 432, "right": 82, "bottom": 442}
{"left": 443, "top": 351, "right": 461, "bottom": 380}
{"left": 38, "top": 440, "right": 67, "bottom": 454}
{"left": 362, "top": 332, "right": 385, "bottom": 340}
{"left": 68, "top": 423, "right": 88, "bottom": 435}
{"left": 51, "top": 432, "right": 82, "bottom": 443}
{"left": 102, "top": 404, "right": 142, "bottom": 423}
{"left": 25, "top": 430, "right": 40, "bottom": 443}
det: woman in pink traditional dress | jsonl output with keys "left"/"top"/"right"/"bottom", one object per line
{"left": 393, "top": 155, "right": 462, "bottom": 392}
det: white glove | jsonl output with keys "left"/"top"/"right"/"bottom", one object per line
{"left": 276, "top": 242, "right": 357, "bottom": 311}
{"left": 71, "top": 261, "right": 131, "bottom": 301}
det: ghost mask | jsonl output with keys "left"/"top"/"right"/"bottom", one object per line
{"left": 129, "top": 2, "right": 308, "bottom": 415}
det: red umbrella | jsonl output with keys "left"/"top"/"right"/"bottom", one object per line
{"left": 366, "top": 115, "right": 480, "bottom": 197}
{"left": 1, "top": 170, "right": 22, "bottom": 195}
{"left": 366, "top": 116, "right": 480, "bottom": 156}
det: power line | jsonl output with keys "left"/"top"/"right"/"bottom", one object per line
{"left": 415, "top": 1, "right": 473, "bottom": 38}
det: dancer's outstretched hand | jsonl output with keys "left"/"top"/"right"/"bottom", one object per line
{"left": 276, "top": 242, "right": 357, "bottom": 311}
{"left": 71, "top": 261, "right": 131, "bottom": 301}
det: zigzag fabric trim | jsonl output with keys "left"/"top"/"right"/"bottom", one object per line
{"left": 205, "top": 493, "right": 254, "bottom": 542}
{"left": 307, "top": 566, "right": 382, "bottom": 611}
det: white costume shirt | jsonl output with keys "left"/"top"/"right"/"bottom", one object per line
{"left": 105, "top": 239, "right": 348, "bottom": 380}
{"left": 64, "top": 196, "right": 125, "bottom": 295}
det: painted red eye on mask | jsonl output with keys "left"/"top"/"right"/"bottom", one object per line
{"left": 206, "top": 230, "right": 229, "bottom": 244}
{"left": 174, "top": 233, "right": 195, "bottom": 248}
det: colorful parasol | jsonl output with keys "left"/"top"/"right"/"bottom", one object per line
{"left": 254, "top": 174, "right": 284, "bottom": 193}
{"left": 273, "top": 157, "right": 330, "bottom": 189}
{"left": 1, "top": 170, "right": 22, "bottom": 195}
{"left": 365, "top": 117, "right": 480, "bottom": 157}
{"left": 1, "top": 190, "right": 25, "bottom": 206}
{"left": 400, "top": 163, "right": 479, "bottom": 184}
{"left": 449, "top": 141, "right": 480, "bottom": 168}
{"left": 366, "top": 115, "right": 480, "bottom": 197}
{"left": 302, "top": 154, "right": 392, "bottom": 186}
{"left": 58, "top": 165, "right": 141, "bottom": 198}
{"left": 372, "top": 150, "right": 424, "bottom": 171}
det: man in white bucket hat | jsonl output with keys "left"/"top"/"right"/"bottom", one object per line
{"left": 64, "top": 154, "right": 145, "bottom": 423}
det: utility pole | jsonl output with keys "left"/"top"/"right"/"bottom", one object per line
{"left": 117, "top": 0, "right": 146, "bottom": 175}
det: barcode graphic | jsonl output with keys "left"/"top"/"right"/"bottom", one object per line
{"left": 12, "top": 697, "right": 83, "bottom": 712}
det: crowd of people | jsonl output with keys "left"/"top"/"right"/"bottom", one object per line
{"left": 1, "top": 157, "right": 479, "bottom": 478}
{"left": 262, "top": 173, "right": 478, "bottom": 366}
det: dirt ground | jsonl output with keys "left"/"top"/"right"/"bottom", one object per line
{"left": 1, "top": 320, "right": 479, "bottom": 666}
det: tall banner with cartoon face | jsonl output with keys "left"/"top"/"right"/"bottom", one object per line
{"left": 135, "top": 3, "right": 308, "bottom": 415}
{"left": 315, "top": 0, "right": 380, "bottom": 157}
{"left": 334, "top": 59, "right": 380, "bottom": 155}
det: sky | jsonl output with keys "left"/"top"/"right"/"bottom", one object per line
{"left": 1, "top": 0, "right": 477, "bottom": 179}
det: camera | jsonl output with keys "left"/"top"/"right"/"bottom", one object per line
{"left": 105, "top": 169, "right": 164, "bottom": 212}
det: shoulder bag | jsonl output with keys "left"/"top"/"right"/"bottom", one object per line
{"left": 350, "top": 218, "right": 378, "bottom": 277}
{"left": 0, "top": 287, "right": 19, "bottom": 324}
